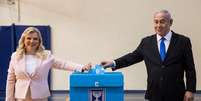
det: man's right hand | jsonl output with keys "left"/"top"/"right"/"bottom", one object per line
{"left": 100, "top": 61, "right": 114, "bottom": 69}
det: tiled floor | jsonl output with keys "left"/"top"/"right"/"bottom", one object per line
{"left": 50, "top": 92, "right": 201, "bottom": 101}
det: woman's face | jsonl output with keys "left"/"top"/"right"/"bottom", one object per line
{"left": 24, "top": 32, "right": 40, "bottom": 54}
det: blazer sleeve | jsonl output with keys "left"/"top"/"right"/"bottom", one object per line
{"left": 113, "top": 38, "right": 144, "bottom": 70}
{"left": 6, "top": 53, "right": 16, "bottom": 101}
{"left": 183, "top": 38, "right": 196, "bottom": 92}
{"left": 46, "top": 50, "right": 83, "bottom": 72}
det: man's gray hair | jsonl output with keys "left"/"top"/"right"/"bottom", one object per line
{"left": 154, "top": 10, "right": 172, "bottom": 20}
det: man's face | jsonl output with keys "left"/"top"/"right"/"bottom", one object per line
{"left": 154, "top": 12, "right": 172, "bottom": 36}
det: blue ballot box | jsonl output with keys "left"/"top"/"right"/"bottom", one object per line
{"left": 69, "top": 72, "right": 124, "bottom": 101}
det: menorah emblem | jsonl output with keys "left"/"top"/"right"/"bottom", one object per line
{"left": 92, "top": 91, "right": 102, "bottom": 101}
{"left": 89, "top": 89, "right": 105, "bottom": 101}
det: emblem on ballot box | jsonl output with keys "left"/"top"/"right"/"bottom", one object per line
{"left": 89, "top": 89, "right": 105, "bottom": 101}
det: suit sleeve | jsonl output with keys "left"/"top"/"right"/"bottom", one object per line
{"left": 6, "top": 53, "right": 16, "bottom": 101}
{"left": 113, "top": 38, "right": 144, "bottom": 70}
{"left": 183, "top": 38, "right": 196, "bottom": 92}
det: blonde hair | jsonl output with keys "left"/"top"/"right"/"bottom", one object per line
{"left": 16, "top": 27, "right": 47, "bottom": 60}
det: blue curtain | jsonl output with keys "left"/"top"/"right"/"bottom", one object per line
{"left": 0, "top": 24, "right": 51, "bottom": 100}
{"left": 0, "top": 26, "right": 14, "bottom": 92}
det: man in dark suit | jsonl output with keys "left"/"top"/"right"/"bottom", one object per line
{"left": 101, "top": 10, "right": 196, "bottom": 101}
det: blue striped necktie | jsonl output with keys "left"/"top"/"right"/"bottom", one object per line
{"left": 160, "top": 37, "right": 166, "bottom": 61}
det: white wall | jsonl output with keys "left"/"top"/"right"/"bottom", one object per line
{"left": 0, "top": 0, "right": 200, "bottom": 90}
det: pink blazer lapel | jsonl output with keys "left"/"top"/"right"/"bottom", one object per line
{"left": 20, "top": 54, "right": 42, "bottom": 78}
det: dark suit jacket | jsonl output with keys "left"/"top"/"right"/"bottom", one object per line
{"left": 113, "top": 31, "right": 196, "bottom": 101}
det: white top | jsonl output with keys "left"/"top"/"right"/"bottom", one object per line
{"left": 25, "top": 55, "right": 39, "bottom": 75}
{"left": 156, "top": 31, "right": 172, "bottom": 53}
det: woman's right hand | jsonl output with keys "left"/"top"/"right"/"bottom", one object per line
{"left": 82, "top": 63, "right": 92, "bottom": 71}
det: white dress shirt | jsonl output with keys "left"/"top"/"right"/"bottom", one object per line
{"left": 156, "top": 31, "right": 172, "bottom": 53}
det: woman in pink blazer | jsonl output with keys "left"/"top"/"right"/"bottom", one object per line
{"left": 6, "top": 27, "right": 91, "bottom": 101}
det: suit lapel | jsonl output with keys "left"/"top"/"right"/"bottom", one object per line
{"left": 151, "top": 32, "right": 178, "bottom": 63}
{"left": 164, "top": 31, "right": 178, "bottom": 62}
{"left": 21, "top": 54, "right": 42, "bottom": 77}
{"left": 151, "top": 35, "right": 162, "bottom": 63}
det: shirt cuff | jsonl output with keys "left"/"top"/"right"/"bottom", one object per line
{"left": 112, "top": 61, "right": 116, "bottom": 68}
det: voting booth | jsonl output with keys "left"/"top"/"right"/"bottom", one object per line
{"left": 69, "top": 71, "right": 124, "bottom": 101}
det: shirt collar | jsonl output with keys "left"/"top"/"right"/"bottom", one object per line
{"left": 157, "top": 30, "right": 172, "bottom": 41}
